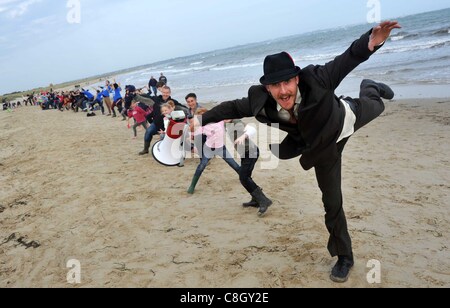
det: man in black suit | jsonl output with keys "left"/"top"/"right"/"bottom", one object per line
{"left": 197, "top": 21, "right": 401, "bottom": 283}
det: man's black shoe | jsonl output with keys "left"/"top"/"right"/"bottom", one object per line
{"left": 377, "top": 82, "right": 395, "bottom": 100}
{"left": 330, "top": 256, "right": 354, "bottom": 283}
{"left": 362, "top": 79, "right": 395, "bottom": 100}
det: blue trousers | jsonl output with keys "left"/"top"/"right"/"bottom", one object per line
{"left": 144, "top": 123, "right": 159, "bottom": 143}
{"left": 194, "top": 146, "right": 240, "bottom": 178}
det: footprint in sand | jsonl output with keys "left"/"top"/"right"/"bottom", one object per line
{"left": 1, "top": 233, "right": 41, "bottom": 249}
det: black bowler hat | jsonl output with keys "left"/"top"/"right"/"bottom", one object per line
{"left": 260, "top": 52, "right": 301, "bottom": 85}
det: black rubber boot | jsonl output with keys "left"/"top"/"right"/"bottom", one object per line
{"left": 139, "top": 141, "right": 151, "bottom": 155}
{"left": 251, "top": 188, "right": 273, "bottom": 217}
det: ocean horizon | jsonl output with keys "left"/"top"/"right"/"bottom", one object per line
{"left": 81, "top": 8, "right": 450, "bottom": 101}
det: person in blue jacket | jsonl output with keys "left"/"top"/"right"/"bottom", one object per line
{"left": 92, "top": 90, "right": 105, "bottom": 114}
{"left": 81, "top": 89, "right": 94, "bottom": 111}
{"left": 111, "top": 83, "right": 123, "bottom": 118}
{"left": 101, "top": 80, "right": 113, "bottom": 116}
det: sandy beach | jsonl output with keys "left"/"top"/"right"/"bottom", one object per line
{"left": 0, "top": 98, "right": 449, "bottom": 288}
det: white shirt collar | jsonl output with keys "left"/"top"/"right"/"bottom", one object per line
{"left": 277, "top": 88, "right": 302, "bottom": 122}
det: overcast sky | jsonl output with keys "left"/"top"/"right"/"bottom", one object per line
{"left": 0, "top": 0, "right": 449, "bottom": 94}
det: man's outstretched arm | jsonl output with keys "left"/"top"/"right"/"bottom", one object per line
{"left": 201, "top": 97, "right": 253, "bottom": 126}
{"left": 312, "top": 21, "right": 401, "bottom": 90}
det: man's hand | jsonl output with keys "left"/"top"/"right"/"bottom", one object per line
{"left": 369, "top": 21, "right": 402, "bottom": 51}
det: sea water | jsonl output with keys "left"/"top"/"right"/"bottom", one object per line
{"left": 115, "top": 8, "right": 450, "bottom": 101}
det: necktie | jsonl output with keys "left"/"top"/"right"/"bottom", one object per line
{"left": 288, "top": 108, "right": 297, "bottom": 124}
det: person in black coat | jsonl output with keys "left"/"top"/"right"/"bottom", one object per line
{"left": 159, "top": 73, "right": 168, "bottom": 85}
{"left": 148, "top": 76, "right": 158, "bottom": 97}
{"left": 197, "top": 21, "right": 401, "bottom": 283}
{"left": 139, "top": 86, "right": 186, "bottom": 155}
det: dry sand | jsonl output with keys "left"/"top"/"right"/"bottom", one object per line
{"left": 0, "top": 98, "right": 449, "bottom": 288}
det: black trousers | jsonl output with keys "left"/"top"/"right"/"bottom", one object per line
{"left": 240, "top": 148, "right": 260, "bottom": 194}
{"left": 315, "top": 80, "right": 385, "bottom": 258}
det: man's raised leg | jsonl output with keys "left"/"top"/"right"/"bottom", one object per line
{"left": 354, "top": 79, "right": 394, "bottom": 132}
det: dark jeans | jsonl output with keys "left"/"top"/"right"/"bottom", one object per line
{"left": 192, "top": 134, "right": 207, "bottom": 158}
{"left": 315, "top": 80, "right": 386, "bottom": 258}
{"left": 144, "top": 123, "right": 159, "bottom": 143}
{"left": 82, "top": 98, "right": 94, "bottom": 110}
{"left": 112, "top": 98, "right": 123, "bottom": 116}
{"left": 240, "top": 148, "right": 260, "bottom": 194}
{"left": 91, "top": 100, "right": 104, "bottom": 114}
{"left": 194, "top": 146, "right": 240, "bottom": 178}
{"left": 121, "top": 107, "right": 129, "bottom": 119}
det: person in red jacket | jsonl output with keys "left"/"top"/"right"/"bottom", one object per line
{"left": 128, "top": 100, "right": 149, "bottom": 139}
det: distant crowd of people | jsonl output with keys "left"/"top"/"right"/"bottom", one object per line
{"left": 2, "top": 73, "right": 269, "bottom": 217}
{"left": 3, "top": 73, "right": 169, "bottom": 115}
